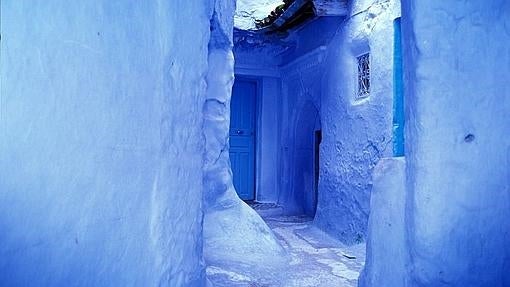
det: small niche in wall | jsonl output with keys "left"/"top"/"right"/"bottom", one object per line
{"left": 356, "top": 53, "right": 370, "bottom": 99}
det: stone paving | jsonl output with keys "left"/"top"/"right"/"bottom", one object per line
{"left": 207, "top": 207, "right": 366, "bottom": 287}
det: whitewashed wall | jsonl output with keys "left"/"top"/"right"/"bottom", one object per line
{"left": 316, "top": 0, "right": 401, "bottom": 243}
{"left": 204, "top": 4, "right": 287, "bottom": 284}
{"left": 0, "top": 1, "right": 214, "bottom": 286}
{"left": 233, "top": 0, "right": 401, "bottom": 242}
{"left": 402, "top": 1, "right": 510, "bottom": 286}
{"left": 362, "top": 1, "right": 510, "bottom": 286}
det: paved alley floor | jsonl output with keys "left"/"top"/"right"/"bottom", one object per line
{"left": 207, "top": 206, "right": 366, "bottom": 287}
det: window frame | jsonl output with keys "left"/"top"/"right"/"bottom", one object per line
{"left": 356, "top": 53, "right": 370, "bottom": 99}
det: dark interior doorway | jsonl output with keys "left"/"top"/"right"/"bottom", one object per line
{"left": 314, "top": 130, "right": 322, "bottom": 215}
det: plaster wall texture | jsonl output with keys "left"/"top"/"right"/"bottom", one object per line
{"left": 234, "top": 0, "right": 400, "bottom": 232}
{"left": 401, "top": 1, "right": 510, "bottom": 286}
{"left": 281, "top": 17, "right": 342, "bottom": 65}
{"left": 234, "top": 0, "right": 400, "bottom": 243}
{"left": 0, "top": 1, "right": 213, "bottom": 286}
{"left": 234, "top": 37, "right": 285, "bottom": 76}
{"left": 279, "top": 45, "right": 328, "bottom": 215}
{"left": 276, "top": 16, "right": 347, "bottom": 217}
{"left": 359, "top": 157, "right": 408, "bottom": 287}
{"left": 256, "top": 77, "right": 281, "bottom": 203}
{"left": 203, "top": 0, "right": 287, "bottom": 279}
{"left": 315, "top": 0, "right": 401, "bottom": 243}
{"left": 235, "top": 51, "right": 280, "bottom": 73}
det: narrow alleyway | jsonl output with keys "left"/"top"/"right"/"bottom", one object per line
{"left": 207, "top": 204, "right": 366, "bottom": 287}
{"left": 2, "top": 1, "right": 508, "bottom": 286}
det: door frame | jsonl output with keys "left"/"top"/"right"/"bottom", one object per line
{"left": 231, "top": 75, "right": 260, "bottom": 201}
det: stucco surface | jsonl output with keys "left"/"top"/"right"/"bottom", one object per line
{"left": 203, "top": 0, "right": 287, "bottom": 280}
{"left": 0, "top": 1, "right": 212, "bottom": 286}
{"left": 315, "top": 0, "right": 400, "bottom": 243}
{"left": 402, "top": 1, "right": 510, "bottom": 286}
{"left": 233, "top": 0, "right": 401, "bottom": 244}
{"left": 359, "top": 157, "right": 408, "bottom": 287}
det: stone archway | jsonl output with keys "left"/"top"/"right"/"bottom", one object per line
{"left": 279, "top": 99, "right": 321, "bottom": 216}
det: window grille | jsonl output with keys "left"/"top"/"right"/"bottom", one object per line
{"left": 357, "top": 53, "right": 370, "bottom": 99}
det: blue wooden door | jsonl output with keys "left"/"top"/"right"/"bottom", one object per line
{"left": 229, "top": 79, "right": 256, "bottom": 201}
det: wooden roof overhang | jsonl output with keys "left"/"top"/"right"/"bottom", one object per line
{"left": 257, "top": 0, "right": 349, "bottom": 33}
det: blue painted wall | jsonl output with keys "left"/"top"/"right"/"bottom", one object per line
{"left": 315, "top": 0, "right": 401, "bottom": 243}
{"left": 0, "top": 1, "right": 218, "bottom": 286}
{"left": 401, "top": 0, "right": 510, "bottom": 285}
{"left": 233, "top": 1, "right": 401, "bottom": 243}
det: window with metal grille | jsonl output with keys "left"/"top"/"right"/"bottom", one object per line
{"left": 357, "top": 53, "right": 370, "bottom": 99}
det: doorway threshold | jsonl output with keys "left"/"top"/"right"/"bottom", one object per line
{"left": 246, "top": 201, "right": 284, "bottom": 217}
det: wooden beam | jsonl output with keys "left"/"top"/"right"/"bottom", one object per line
{"left": 272, "top": 0, "right": 310, "bottom": 28}
{"left": 255, "top": 0, "right": 347, "bottom": 33}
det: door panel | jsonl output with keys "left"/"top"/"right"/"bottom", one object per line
{"left": 229, "top": 79, "right": 256, "bottom": 200}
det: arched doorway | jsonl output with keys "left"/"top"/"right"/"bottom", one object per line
{"left": 291, "top": 100, "right": 321, "bottom": 216}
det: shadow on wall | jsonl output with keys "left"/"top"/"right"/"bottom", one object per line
{"left": 280, "top": 100, "right": 321, "bottom": 216}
